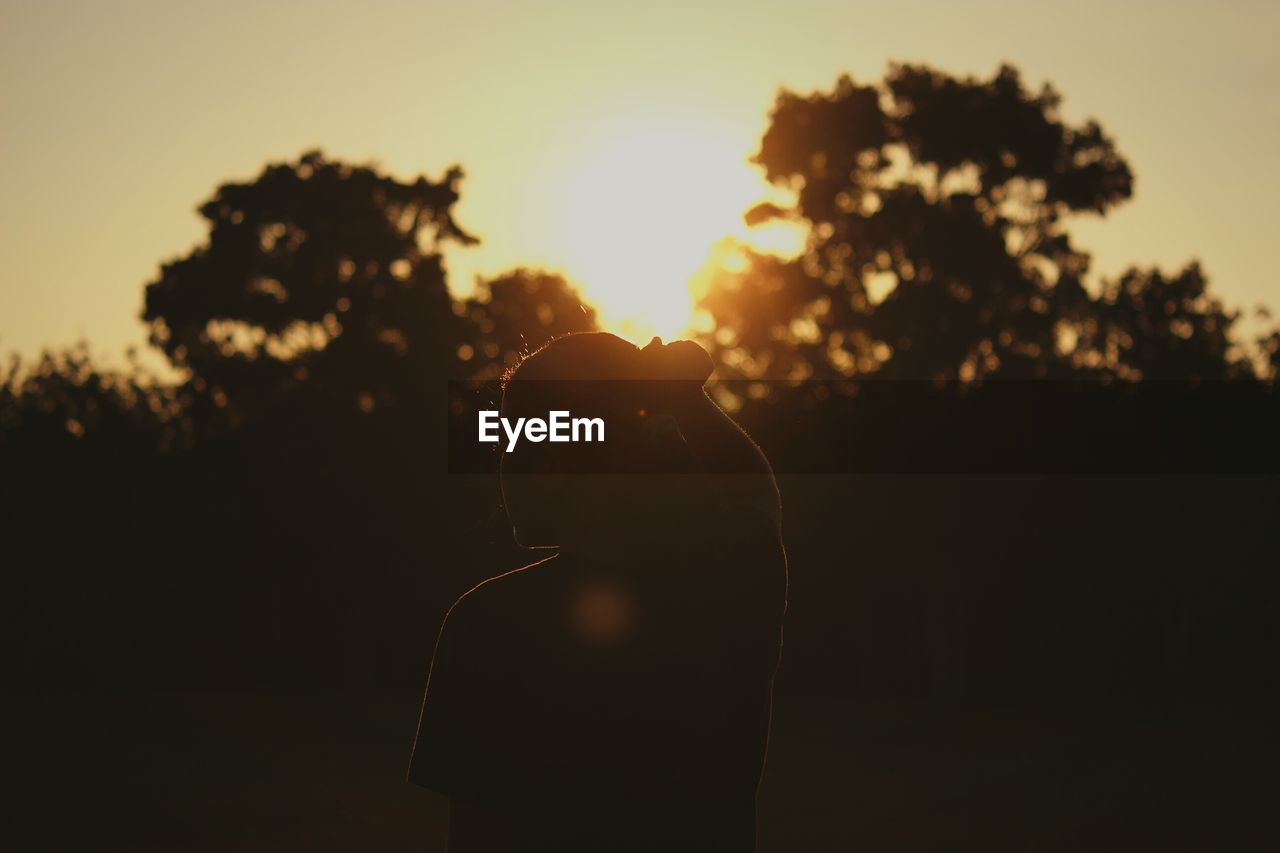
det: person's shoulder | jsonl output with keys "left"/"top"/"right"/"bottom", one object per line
{"left": 444, "top": 552, "right": 561, "bottom": 631}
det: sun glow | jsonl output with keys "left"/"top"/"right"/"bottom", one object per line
{"left": 558, "top": 119, "right": 791, "bottom": 343}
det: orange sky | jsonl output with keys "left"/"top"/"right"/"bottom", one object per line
{"left": 3, "top": 0, "right": 1278, "bottom": 366}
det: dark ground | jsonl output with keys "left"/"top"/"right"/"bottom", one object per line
{"left": 11, "top": 684, "right": 1272, "bottom": 852}
{"left": 9, "top": 471, "right": 1276, "bottom": 851}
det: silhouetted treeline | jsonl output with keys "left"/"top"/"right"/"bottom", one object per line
{"left": 3, "top": 64, "right": 1278, "bottom": 709}
{"left": 702, "top": 65, "right": 1263, "bottom": 384}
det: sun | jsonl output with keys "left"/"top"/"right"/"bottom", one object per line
{"left": 558, "top": 120, "right": 775, "bottom": 343}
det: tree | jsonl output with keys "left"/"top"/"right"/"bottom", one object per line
{"left": 1261, "top": 328, "right": 1280, "bottom": 383}
{"left": 0, "top": 344, "right": 173, "bottom": 451}
{"left": 700, "top": 64, "right": 1247, "bottom": 382}
{"left": 460, "top": 268, "right": 598, "bottom": 378}
{"left": 1082, "top": 263, "right": 1247, "bottom": 381}
{"left": 143, "top": 150, "right": 477, "bottom": 423}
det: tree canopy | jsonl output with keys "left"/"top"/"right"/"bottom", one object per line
{"left": 461, "top": 268, "right": 598, "bottom": 379}
{"left": 700, "top": 64, "right": 1250, "bottom": 383}
{"left": 142, "top": 151, "right": 479, "bottom": 423}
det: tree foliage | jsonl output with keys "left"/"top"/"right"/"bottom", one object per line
{"left": 701, "top": 64, "right": 1249, "bottom": 382}
{"left": 143, "top": 151, "right": 479, "bottom": 423}
{"left": 0, "top": 345, "right": 176, "bottom": 450}
{"left": 461, "top": 269, "right": 598, "bottom": 378}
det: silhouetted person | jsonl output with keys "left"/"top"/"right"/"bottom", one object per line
{"left": 409, "top": 333, "right": 786, "bottom": 852}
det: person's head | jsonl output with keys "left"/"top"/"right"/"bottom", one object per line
{"left": 499, "top": 332, "right": 741, "bottom": 548}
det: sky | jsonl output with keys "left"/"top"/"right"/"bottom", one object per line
{"left": 3, "top": 0, "right": 1279, "bottom": 368}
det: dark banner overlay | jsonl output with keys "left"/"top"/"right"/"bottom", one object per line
{"left": 447, "top": 379, "right": 1280, "bottom": 476}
